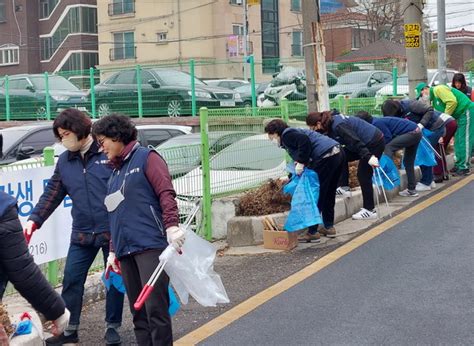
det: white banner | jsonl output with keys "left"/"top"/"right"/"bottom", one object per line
{"left": 0, "top": 166, "right": 72, "bottom": 264}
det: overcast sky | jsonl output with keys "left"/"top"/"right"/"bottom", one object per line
{"left": 424, "top": 0, "right": 474, "bottom": 32}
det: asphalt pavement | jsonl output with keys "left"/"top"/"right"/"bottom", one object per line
{"left": 199, "top": 178, "right": 474, "bottom": 345}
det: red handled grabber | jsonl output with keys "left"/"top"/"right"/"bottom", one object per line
{"left": 133, "top": 257, "right": 168, "bottom": 311}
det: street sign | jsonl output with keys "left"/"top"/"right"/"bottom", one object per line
{"left": 404, "top": 23, "right": 421, "bottom": 48}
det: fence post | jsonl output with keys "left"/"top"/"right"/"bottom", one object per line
{"left": 136, "top": 65, "right": 143, "bottom": 118}
{"left": 199, "top": 107, "right": 212, "bottom": 240}
{"left": 249, "top": 55, "right": 257, "bottom": 116}
{"left": 281, "top": 98, "right": 289, "bottom": 122}
{"left": 5, "top": 76, "right": 10, "bottom": 121}
{"left": 190, "top": 59, "right": 197, "bottom": 117}
{"left": 43, "top": 147, "right": 59, "bottom": 286}
{"left": 392, "top": 66, "right": 398, "bottom": 96}
{"left": 337, "top": 96, "right": 344, "bottom": 114}
{"left": 89, "top": 67, "right": 96, "bottom": 118}
{"left": 44, "top": 72, "right": 51, "bottom": 120}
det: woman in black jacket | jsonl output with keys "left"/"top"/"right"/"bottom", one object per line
{"left": 0, "top": 191, "right": 69, "bottom": 335}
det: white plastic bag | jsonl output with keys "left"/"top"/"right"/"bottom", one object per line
{"left": 159, "top": 230, "right": 230, "bottom": 307}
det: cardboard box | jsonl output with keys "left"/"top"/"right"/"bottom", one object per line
{"left": 263, "top": 229, "right": 298, "bottom": 251}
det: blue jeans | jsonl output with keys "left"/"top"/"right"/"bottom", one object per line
{"left": 62, "top": 242, "right": 124, "bottom": 328}
{"left": 420, "top": 127, "right": 445, "bottom": 186}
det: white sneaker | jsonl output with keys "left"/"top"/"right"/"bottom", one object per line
{"left": 399, "top": 189, "right": 419, "bottom": 197}
{"left": 352, "top": 208, "right": 378, "bottom": 220}
{"left": 415, "top": 182, "right": 431, "bottom": 192}
{"left": 336, "top": 186, "right": 352, "bottom": 198}
{"left": 430, "top": 181, "right": 437, "bottom": 189}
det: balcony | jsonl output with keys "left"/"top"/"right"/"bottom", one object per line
{"left": 109, "top": 46, "right": 136, "bottom": 61}
{"left": 108, "top": 0, "right": 135, "bottom": 16}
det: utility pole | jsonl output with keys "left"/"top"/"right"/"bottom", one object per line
{"left": 302, "top": 0, "right": 329, "bottom": 112}
{"left": 403, "top": 0, "right": 427, "bottom": 99}
{"left": 242, "top": 0, "right": 249, "bottom": 81}
{"left": 437, "top": 0, "right": 447, "bottom": 84}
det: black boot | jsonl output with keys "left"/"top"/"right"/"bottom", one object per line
{"left": 45, "top": 331, "right": 79, "bottom": 345}
{"left": 105, "top": 328, "right": 121, "bottom": 345}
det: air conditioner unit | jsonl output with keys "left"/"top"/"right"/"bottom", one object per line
{"left": 235, "top": 0, "right": 243, "bottom": 4}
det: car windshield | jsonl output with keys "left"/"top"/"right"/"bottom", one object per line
{"left": 154, "top": 70, "right": 205, "bottom": 86}
{"left": 0, "top": 128, "right": 29, "bottom": 152}
{"left": 337, "top": 72, "right": 371, "bottom": 85}
{"left": 235, "top": 84, "right": 251, "bottom": 93}
{"left": 30, "top": 76, "right": 79, "bottom": 91}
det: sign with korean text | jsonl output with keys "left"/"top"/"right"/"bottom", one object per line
{"left": 404, "top": 23, "right": 421, "bottom": 48}
{"left": 247, "top": 0, "right": 260, "bottom": 5}
{"left": 0, "top": 166, "right": 72, "bottom": 264}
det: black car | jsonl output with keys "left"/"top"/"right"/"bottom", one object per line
{"left": 92, "top": 68, "right": 244, "bottom": 117}
{"left": 234, "top": 83, "right": 270, "bottom": 106}
{"left": 0, "top": 74, "right": 88, "bottom": 119}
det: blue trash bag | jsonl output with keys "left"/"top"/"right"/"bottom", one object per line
{"left": 13, "top": 320, "right": 32, "bottom": 336}
{"left": 168, "top": 286, "right": 180, "bottom": 317}
{"left": 283, "top": 168, "right": 322, "bottom": 232}
{"left": 401, "top": 135, "right": 437, "bottom": 168}
{"left": 372, "top": 154, "right": 400, "bottom": 190}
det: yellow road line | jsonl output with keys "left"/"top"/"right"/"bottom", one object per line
{"left": 176, "top": 175, "right": 474, "bottom": 345}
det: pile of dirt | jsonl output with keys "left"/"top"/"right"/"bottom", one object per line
{"left": 236, "top": 179, "right": 291, "bottom": 216}
{"left": 0, "top": 303, "right": 14, "bottom": 337}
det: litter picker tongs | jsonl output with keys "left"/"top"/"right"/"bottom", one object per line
{"left": 133, "top": 200, "right": 201, "bottom": 311}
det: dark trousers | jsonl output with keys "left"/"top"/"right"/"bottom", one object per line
{"left": 384, "top": 131, "right": 422, "bottom": 191}
{"left": 62, "top": 243, "right": 124, "bottom": 328}
{"left": 120, "top": 249, "right": 172, "bottom": 346}
{"left": 339, "top": 139, "right": 385, "bottom": 211}
{"left": 434, "top": 120, "right": 457, "bottom": 177}
{"left": 308, "top": 151, "right": 345, "bottom": 233}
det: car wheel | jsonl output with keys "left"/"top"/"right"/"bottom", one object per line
{"left": 167, "top": 99, "right": 182, "bottom": 117}
{"left": 97, "top": 102, "right": 111, "bottom": 117}
{"left": 36, "top": 106, "right": 47, "bottom": 120}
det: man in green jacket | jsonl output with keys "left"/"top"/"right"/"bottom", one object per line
{"left": 416, "top": 82, "right": 474, "bottom": 176}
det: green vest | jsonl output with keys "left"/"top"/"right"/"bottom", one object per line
{"left": 430, "top": 86, "right": 471, "bottom": 118}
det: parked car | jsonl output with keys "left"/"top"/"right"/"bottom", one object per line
{"left": 2, "top": 123, "right": 191, "bottom": 166}
{"left": 329, "top": 70, "right": 393, "bottom": 99}
{"left": 204, "top": 79, "right": 249, "bottom": 90}
{"left": 0, "top": 86, "right": 41, "bottom": 119}
{"left": 92, "top": 68, "right": 243, "bottom": 118}
{"left": 375, "top": 69, "right": 459, "bottom": 99}
{"left": 172, "top": 134, "right": 286, "bottom": 198}
{"left": 156, "top": 131, "right": 257, "bottom": 177}
{"left": 0, "top": 74, "right": 88, "bottom": 119}
{"left": 234, "top": 82, "right": 270, "bottom": 106}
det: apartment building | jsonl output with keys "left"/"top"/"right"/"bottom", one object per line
{"left": 97, "top": 0, "right": 306, "bottom": 81}
{"left": 0, "top": 0, "right": 98, "bottom": 80}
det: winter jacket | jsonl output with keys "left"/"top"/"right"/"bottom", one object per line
{"left": 0, "top": 192, "right": 65, "bottom": 320}
{"left": 399, "top": 100, "right": 445, "bottom": 131}
{"left": 29, "top": 141, "right": 112, "bottom": 245}
{"left": 107, "top": 144, "right": 178, "bottom": 259}
{"left": 372, "top": 117, "right": 417, "bottom": 144}
{"left": 281, "top": 128, "right": 339, "bottom": 168}
{"left": 329, "top": 114, "right": 383, "bottom": 159}
{"left": 430, "top": 85, "right": 472, "bottom": 118}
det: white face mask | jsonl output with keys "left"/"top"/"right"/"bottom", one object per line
{"left": 270, "top": 137, "right": 280, "bottom": 146}
{"left": 62, "top": 136, "right": 82, "bottom": 152}
{"left": 421, "top": 93, "right": 430, "bottom": 104}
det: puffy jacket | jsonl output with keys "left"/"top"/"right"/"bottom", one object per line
{"left": 372, "top": 117, "right": 417, "bottom": 144}
{"left": 400, "top": 100, "right": 445, "bottom": 131}
{"left": 107, "top": 146, "right": 169, "bottom": 259}
{"left": 281, "top": 128, "right": 339, "bottom": 168}
{"left": 0, "top": 192, "right": 65, "bottom": 320}
{"left": 29, "top": 141, "right": 112, "bottom": 243}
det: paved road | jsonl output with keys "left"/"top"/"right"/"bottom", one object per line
{"left": 200, "top": 180, "right": 474, "bottom": 345}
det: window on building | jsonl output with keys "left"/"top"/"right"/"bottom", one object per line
{"left": 39, "top": 0, "right": 59, "bottom": 19}
{"left": 352, "top": 28, "right": 362, "bottom": 49}
{"left": 40, "top": 7, "right": 98, "bottom": 60}
{"left": 290, "top": 0, "right": 301, "bottom": 12}
{"left": 112, "top": 31, "right": 135, "bottom": 60}
{"left": 232, "top": 24, "right": 244, "bottom": 36}
{"left": 109, "top": 0, "right": 135, "bottom": 16}
{"left": 292, "top": 31, "right": 302, "bottom": 56}
{"left": 61, "top": 52, "right": 98, "bottom": 72}
{"left": 157, "top": 32, "right": 168, "bottom": 43}
{"left": 0, "top": 45, "right": 19, "bottom": 66}
{"left": 0, "top": 0, "right": 6, "bottom": 22}
{"left": 261, "top": 0, "right": 280, "bottom": 74}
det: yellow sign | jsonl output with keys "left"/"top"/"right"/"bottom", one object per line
{"left": 404, "top": 23, "right": 421, "bottom": 48}
{"left": 248, "top": 0, "right": 260, "bottom": 6}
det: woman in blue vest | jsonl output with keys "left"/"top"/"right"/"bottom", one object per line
{"left": 264, "top": 119, "right": 344, "bottom": 241}
{"left": 306, "top": 111, "right": 385, "bottom": 220}
{"left": 92, "top": 114, "right": 184, "bottom": 346}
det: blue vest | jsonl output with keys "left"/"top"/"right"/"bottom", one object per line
{"left": 107, "top": 146, "right": 167, "bottom": 259}
{"left": 331, "top": 114, "right": 378, "bottom": 145}
{"left": 282, "top": 128, "right": 338, "bottom": 166}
